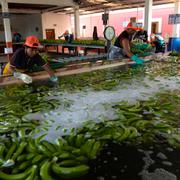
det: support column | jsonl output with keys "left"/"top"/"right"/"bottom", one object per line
{"left": 74, "top": 6, "right": 80, "bottom": 39}
{"left": 1, "top": 0, "right": 13, "bottom": 61}
{"left": 144, "top": 0, "right": 152, "bottom": 38}
{"left": 172, "top": 0, "right": 180, "bottom": 37}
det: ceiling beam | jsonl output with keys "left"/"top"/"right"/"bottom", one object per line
{"left": 41, "top": 6, "right": 63, "bottom": 13}
{"left": 6, "top": 0, "right": 75, "bottom": 6}
{"left": 2, "top": 8, "right": 41, "bottom": 14}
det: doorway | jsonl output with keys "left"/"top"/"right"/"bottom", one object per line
{"left": 45, "top": 29, "right": 55, "bottom": 39}
{"left": 151, "top": 22, "right": 159, "bottom": 34}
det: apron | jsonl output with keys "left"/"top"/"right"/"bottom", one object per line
{"left": 3, "top": 62, "right": 27, "bottom": 75}
{"left": 107, "top": 45, "right": 125, "bottom": 60}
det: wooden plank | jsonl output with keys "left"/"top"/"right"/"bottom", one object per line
{"left": 0, "top": 54, "right": 155, "bottom": 87}
{"left": 0, "top": 59, "right": 133, "bottom": 86}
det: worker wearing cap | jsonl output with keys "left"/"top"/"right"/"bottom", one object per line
{"left": 108, "top": 26, "right": 145, "bottom": 65}
{"left": 3, "top": 35, "right": 58, "bottom": 83}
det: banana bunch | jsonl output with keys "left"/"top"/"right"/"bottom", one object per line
{"left": 168, "top": 134, "right": 180, "bottom": 148}
{"left": 82, "top": 120, "right": 140, "bottom": 144}
{"left": 111, "top": 126, "right": 139, "bottom": 142}
{"left": 0, "top": 87, "right": 60, "bottom": 125}
{"left": 0, "top": 129, "right": 105, "bottom": 180}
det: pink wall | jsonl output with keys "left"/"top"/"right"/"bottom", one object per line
{"left": 152, "top": 7, "right": 174, "bottom": 37}
{"left": 42, "top": 13, "right": 71, "bottom": 39}
{"left": 109, "top": 11, "right": 144, "bottom": 36}
{"left": 79, "top": 5, "right": 179, "bottom": 39}
{"left": 80, "top": 15, "right": 104, "bottom": 38}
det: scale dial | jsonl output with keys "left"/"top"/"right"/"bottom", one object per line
{"left": 104, "top": 26, "right": 115, "bottom": 41}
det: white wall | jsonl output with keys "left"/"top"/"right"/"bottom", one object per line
{"left": 42, "top": 12, "right": 71, "bottom": 39}
{"left": 0, "top": 13, "right": 43, "bottom": 42}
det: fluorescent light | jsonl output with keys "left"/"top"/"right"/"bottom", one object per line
{"left": 64, "top": 7, "right": 73, "bottom": 11}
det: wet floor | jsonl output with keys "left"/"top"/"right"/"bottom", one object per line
{"left": 72, "top": 142, "right": 180, "bottom": 180}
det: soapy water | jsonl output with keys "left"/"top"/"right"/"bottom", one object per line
{"left": 24, "top": 75, "right": 180, "bottom": 141}
{"left": 23, "top": 75, "right": 180, "bottom": 180}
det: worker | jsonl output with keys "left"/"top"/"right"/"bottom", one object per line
{"left": 127, "top": 17, "right": 137, "bottom": 28}
{"left": 3, "top": 35, "right": 58, "bottom": 83}
{"left": 150, "top": 34, "right": 166, "bottom": 53}
{"left": 13, "top": 32, "right": 22, "bottom": 42}
{"left": 58, "top": 30, "right": 74, "bottom": 54}
{"left": 133, "top": 30, "right": 148, "bottom": 43}
{"left": 93, "top": 26, "right": 99, "bottom": 41}
{"left": 108, "top": 26, "right": 145, "bottom": 65}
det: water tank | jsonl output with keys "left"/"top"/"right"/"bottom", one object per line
{"left": 168, "top": 37, "right": 180, "bottom": 51}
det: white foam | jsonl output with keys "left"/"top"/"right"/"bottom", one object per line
{"left": 25, "top": 76, "right": 180, "bottom": 141}
{"left": 141, "top": 168, "right": 177, "bottom": 180}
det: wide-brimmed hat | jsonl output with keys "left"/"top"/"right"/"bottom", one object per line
{"left": 24, "top": 36, "right": 41, "bottom": 48}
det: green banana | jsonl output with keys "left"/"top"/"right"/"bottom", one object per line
{"left": 89, "top": 141, "right": 101, "bottom": 159}
{"left": 40, "top": 160, "right": 53, "bottom": 180}
{"left": 32, "top": 154, "right": 45, "bottom": 164}
{"left": 0, "top": 144, "right": 5, "bottom": 160}
{"left": 72, "top": 149, "right": 81, "bottom": 156}
{"left": 38, "top": 144, "right": 52, "bottom": 157}
{"left": 17, "top": 161, "right": 31, "bottom": 171}
{"left": 11, "top": 167, "right": 19, "bottom": 174}
{"left": 134, "top": 120, "right": 150, "bottom": 130}
{"left": 5, "top": 142, "right": 16, "bottom": 160}
{"left": 0, "top": 165, "right": 33, "bottom": 180}
{"left": 25, "top": 165, "right": 37, "bottom": 180}
{"left": 12, "top": 142, "right": 27, "bottom": 160}
{"left": 41, "top": 140, "right": 57, "bottom": 153}
{"left": 66, "top": 134, "right": 76, "bottom": 146}
{"left": 58, "top": 152, "right": 72, "bottom": 159}
{"left": 127, "top": 118, "right": 141, "bottom": 126}
{"left": 17, "top": 154, "right": 27, "bottom": 162}
{"left": 26, "top": 153, "right": 36, "bottom": 160}
{"left": 75, "top": 134, "right": 85, "bottom": 148}
{"left": 168, "top": 135, "right": 180, "bottom": 148}
{"left": 52, "top": 163, "right": 90, "bottom": 179}
{"left": 117, "top": 127, "right": 131, "bottom": 142}
{"left": 18, "top": 129, "right": 26, "bottom": 140}
{"left": 75, "top": 156, "right": 88, "bottom": 163}
{"left": 80, "top": 139, "right": 95, "bottom": 157}
{"left": 59, "top": 160, "right": 80, "bottom": 167}
{"left": 27, "top": 140, "right": 36, "bottom": 153}
{"left": 62, "top": 145, "right": 75, "bottom": 152}
{"left": 128, "top": 127, "right": 139, "bottom": 139}
{"left": 55, "top": 138, "right": 66, "bottom": 151}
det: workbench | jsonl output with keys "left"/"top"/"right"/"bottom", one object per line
{"left": 42, "top": 43, "right": 105, "bottom": 55}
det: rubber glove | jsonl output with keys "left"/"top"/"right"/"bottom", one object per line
{"left": 13, "top": 72, "right": 32, "bottom": 84}
{"left": 131, "top": 55, "right": 145, "bottom": 65}
{"left": 13, "top": 71, "right": 22, "bottom": 78}
{"left": 50, "top": 75, "right": 58, "bottom": 83}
